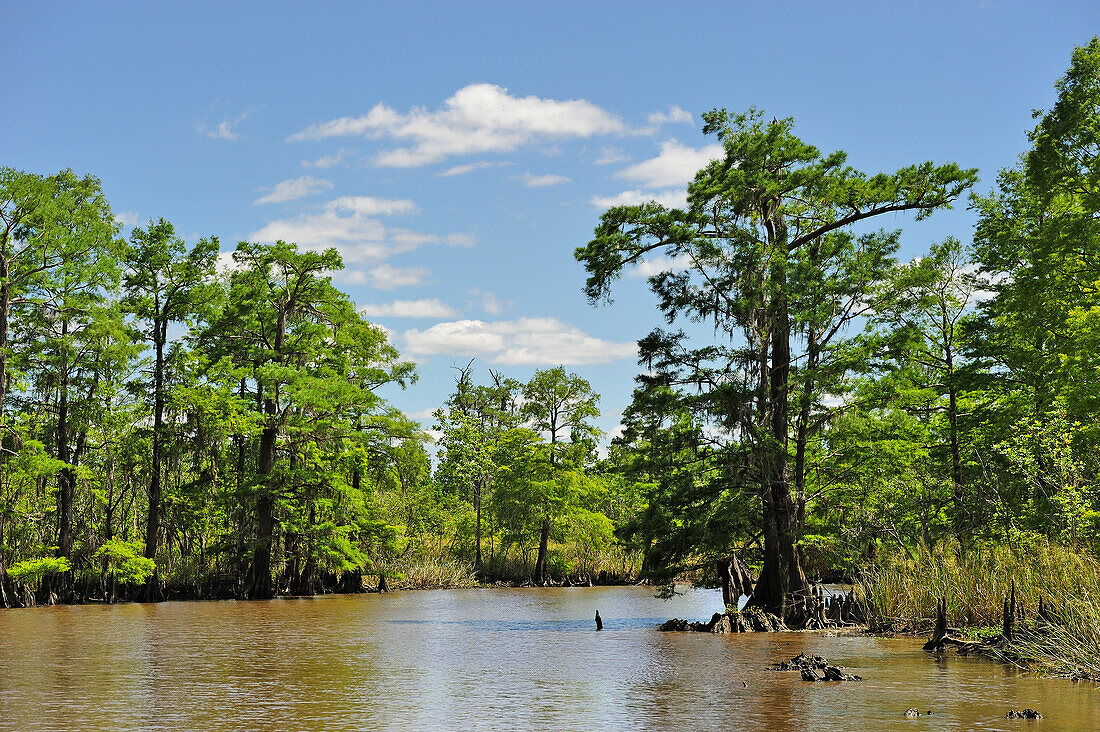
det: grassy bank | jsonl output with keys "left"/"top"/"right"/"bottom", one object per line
{"left": 858, "top": 538, "right": 1100, "bottom": 678}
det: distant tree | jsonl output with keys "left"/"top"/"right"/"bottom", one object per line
{"left": 122, "top": 218, "right": 219, "bottom": 598}
{"left": 521, "top": 366, "right": 600, "bottom": 584}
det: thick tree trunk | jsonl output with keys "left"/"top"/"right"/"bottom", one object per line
{"left": 56, "top": 319, "right": 73, "bottom": 565}
{"left": 0, "top": 259, "right": 9, "bottom": 488}
{"left": 251, "top": 307, "right": 286, "bottom": 600}
{"left": 534, "top": 517, "right": 550, "bottom": 585}
{"left": 251, "top": 417, "right": 277, "bottom": 599}
{"left": 751, "top": 208, "right": 809, "bottom": 623}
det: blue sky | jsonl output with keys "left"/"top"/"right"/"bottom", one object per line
{"left": 3, "top": 1, "right": 1098, "bottom": 440}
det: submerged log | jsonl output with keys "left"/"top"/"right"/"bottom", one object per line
{"left": 775, "top": 653, "right": 862, "bottom": 682}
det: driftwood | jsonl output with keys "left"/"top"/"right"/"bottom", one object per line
{"left": 659, "top": 606, "right": 787, "bottom": 633}
{"left": 1007, "top": 709, "right": 1042, "bottom": 719}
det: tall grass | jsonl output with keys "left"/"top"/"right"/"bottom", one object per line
{"left": 858, "top": 537, "right": 1100, "bottom": 626}
{"left": 379, "top": 554, "right": 480, "bottom": 590}
{"left": 858, "top": 537, "right": 1100, "bottom": 678}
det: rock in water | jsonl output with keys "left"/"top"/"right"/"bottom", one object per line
{"left": 801, "top": 668, "right": 822, "bottom": 682}
{"left": 1007, "top": 709, "right": 1042, "bottom": 719}
{"left": 822, "top": 665, "right": 862, "bottom": 682}
{"left": 904, "top": 709, "right": 920, "bottom": 717}
{"left": 771, "top": 652, "right": 829, "bottom": 671}
{"left": 658, "top": 618, "right": 692, "bottom": 631}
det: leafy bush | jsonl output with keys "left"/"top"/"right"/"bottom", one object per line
{"left": 93, "top": 540, "right": 156, "bottom": 584}
{"left": 7, "top": 556, "right": 71, "bottom": 585}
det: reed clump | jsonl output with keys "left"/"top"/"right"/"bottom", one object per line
{"left": 858, "top": 536, "right": 1100, "bottom": 678}
{"left": 381, "top": 555, "right": 479, "bottom": 590}
{"left": 858, "top": 537, "right": 1100, "bottom": 626}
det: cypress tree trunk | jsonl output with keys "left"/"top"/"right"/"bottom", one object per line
{"left": 251, "top": 307, "right": 286, "bottom": 600}
{"left": 474, "top": 477, "right": 483, "bottom": 571}
{"left": 534, "top": 517, "right": 550, "bottom": 585}
{"left": 56, "top": 318, "right": 74, "bottom": 601}
{"left": 750, "top": 207, "right": 809, "bottom": 623}
{"left": 251, "top": 416, "right": 277, "bottom": 599}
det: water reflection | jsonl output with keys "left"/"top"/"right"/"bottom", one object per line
{"left": 0, "top": 587, "right": 1096, "bottom": 731}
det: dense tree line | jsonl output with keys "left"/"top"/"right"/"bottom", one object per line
{"left": 0, "top": 177, "right": 637, "bottom": 606}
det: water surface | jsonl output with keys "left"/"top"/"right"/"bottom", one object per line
{"left": 0, "top": 586, "right": 1094, "bottom": 730}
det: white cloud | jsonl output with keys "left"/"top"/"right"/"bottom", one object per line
{"left": 249, "top": 196, "right": 468, "bottom": 267}
{"left": 517, "top": 173, "right": 571, "bottom": 187}
{"left": 288, "top": 83, "right": 626, "bottom": 167}
{"left": 626, "top": 254, "right": 694, "bottom": 279}
{"left": 594, "top": 147, "right": 630, "bottom": 165}
{"left": 407, "top": 407, "right": 438, "bottom": 421}
{"left": 114, "top": 211, "right": 140, "bottom": 228}
{"left": 468, "top": 286, "right": 507, "bottom": 315}
{"left": 358, "top": 263, "right": 431, "bottom": 290}
{"left": 254, "top": 175, "right": 333, "bottom": 204}
{"left": 302, "top": 149, "right": 353, "bottom": 168}
{"left": 437, "top": 161, "right": 508, "bottom": 177}
{"left": 590, "top": 189, "right": 688, "bottom": 209}
{"left": 403, "top": 317, "right": 637, "bottom": 365}
{"left": 359, "top": 298, "right": 459, "bottom": 318}
{"left": 615, "top": 139, "right": 724, "bottom": 188}
{"left": 325, "top": 195, "right": 418, "bottom": 216}
{"left": 197, "top": 110, "right": 251, "bottom": 141}
{"left": 215, "top": 250, "right": 242, "bottom": 276}
{"left": 647, "top": 105, "right": 693, "bottom": 125}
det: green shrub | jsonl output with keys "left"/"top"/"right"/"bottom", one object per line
{"left": 93, "top": 540, "right": 156, "bottom": 584}
{"left": 7, "top": 556, "right": 71, "bottom": 585}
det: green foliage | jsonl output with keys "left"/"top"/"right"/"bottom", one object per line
{"left": 93, "top": 540, "right": 156, "bottom": 584}
{"left": 7, "top": 557, "right": 71, "bottom": 585}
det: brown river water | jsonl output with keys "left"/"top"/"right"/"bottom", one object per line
{"left": 0, "top": 586, "right": 1096, "bottom": 731}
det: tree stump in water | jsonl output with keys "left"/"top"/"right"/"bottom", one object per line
{"left": 923, "top": 597, "right": 949, "bottom": 651}
{"left": 717, "top": 556, "right": 754, "bottom": 609}
{"left": 595, "top": 610, "right": 603, "bottom": 630}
